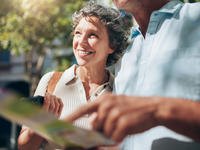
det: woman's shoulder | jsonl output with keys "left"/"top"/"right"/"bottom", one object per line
{"left": 42, "top": 71, "right": 55, "bottom": 78}
{"left": 40, "top": 71, "right": 55, "bottom": 83}
{"left": 34, "top": 71, "right": 55, "bottom": 96}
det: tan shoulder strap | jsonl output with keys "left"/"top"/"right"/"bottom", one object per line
{"left": 46, "top": 72, "right": 63, "bottom": 95}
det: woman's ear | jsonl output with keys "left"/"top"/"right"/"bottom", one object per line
{"left": 108, "top": 48, "right": 115, "bottom": 54}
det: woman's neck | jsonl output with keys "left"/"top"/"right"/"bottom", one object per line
{"left": 76, "top": 65, "right": 108, "bottom": 101}
{"left": 76, "top": 65, "right": 108, "bottom": 85}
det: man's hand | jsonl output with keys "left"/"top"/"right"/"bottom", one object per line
{"left": 65, "top": 93, "right": 200, "bottom": 143}
{"left": 65, "top": 93, "right": 161, "bottom": 142}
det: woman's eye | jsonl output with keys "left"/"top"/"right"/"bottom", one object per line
{"left": 89, "top": 33, "right": 98, "bottom": 38}
{"left": 74, "top": 31, "right": 81, "bottom": 35}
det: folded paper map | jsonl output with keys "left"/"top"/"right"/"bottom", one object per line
{"left": 0, "top": 92, "right": 115, "bottom": 148}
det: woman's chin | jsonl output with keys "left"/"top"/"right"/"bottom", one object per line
{"left": 77, "top": 61, "right": 89, "bottom": 66}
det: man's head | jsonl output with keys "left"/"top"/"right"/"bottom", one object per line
{"left": 112, "top": 0, "right": 169, "bottom": 14}
{"left": 112, "top": 0, "right": 136, "bottom": 13}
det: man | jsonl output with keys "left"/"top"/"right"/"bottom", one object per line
{"left": 66, "top": 0, "right": 200, "bottom": 149}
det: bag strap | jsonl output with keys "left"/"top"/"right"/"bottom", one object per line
{"left": 46, "top": 72, "right": 63, "bottom": 95}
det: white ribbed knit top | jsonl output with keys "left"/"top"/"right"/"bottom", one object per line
{"left": 34, "top": 64, "right": 114, "bottom": 129}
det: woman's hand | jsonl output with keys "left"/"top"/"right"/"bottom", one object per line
{"left": 43, "top": 93, "right": 64, "bottom": 118}
{"left": 18, "top": 128, "right": 45, "bottom": 150}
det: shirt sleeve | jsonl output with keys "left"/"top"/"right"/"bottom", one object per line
{"left": 34, "top": 72, "right": 54, "bottom": 97}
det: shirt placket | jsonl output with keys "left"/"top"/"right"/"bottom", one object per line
{"left": 77, "top": 77, "right": 87, "bottom": 103}
{"left": 135, "top": 12, "right": 162, "bottom": 95}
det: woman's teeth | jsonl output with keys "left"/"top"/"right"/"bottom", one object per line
{"left": 79, "top": 51, "right": 92, "bottom": 54}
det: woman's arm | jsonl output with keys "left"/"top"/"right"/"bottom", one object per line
{"left": 18, "top": 94, "right": 63, "bottom": 149}
{"left": 18, "top": 71, "right": 63, "bottom": 149}
{"left": 18, "top": 128, "right": 45, "bottom": 150}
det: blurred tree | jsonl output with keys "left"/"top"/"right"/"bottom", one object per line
{"left": 0, "top": 0, "right": 86, "bottom": 95}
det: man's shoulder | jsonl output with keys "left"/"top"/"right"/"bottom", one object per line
{"left": 181, "top": 2, "right": 200, "bottom": 18}
{"left": 183, "top": 2, "right": 200, "bottom": 8}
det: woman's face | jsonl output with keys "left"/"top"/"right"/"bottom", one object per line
{"left": 73, "top": 16, "right": 114, "bottom": 67}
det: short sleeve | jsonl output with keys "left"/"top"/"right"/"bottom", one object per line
{"left": 34, "top": 72, "right": 54, "bottom": 97}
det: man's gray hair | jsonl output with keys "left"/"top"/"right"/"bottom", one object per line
{"left": 72, "top": 3, "right": 130, "bottom": 66}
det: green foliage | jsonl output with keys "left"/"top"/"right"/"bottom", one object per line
{"left": 57, "top": 58, "right": 72, "bottom": 72}
{"left": 0, "top": 0, "right": 13, "bottom": 17}
{"left": 1, "top": 0, "right": 199, "bottom": 55}
{"left": 0, "top": 0, "right": 86, "bottom": 54}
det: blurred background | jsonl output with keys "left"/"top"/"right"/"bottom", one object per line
{"left": 0, "top": 0, "right": 198, "bottom": 149}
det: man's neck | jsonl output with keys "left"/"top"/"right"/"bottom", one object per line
{"left": 131, "top": 0, "right": 169, "bottom": 37}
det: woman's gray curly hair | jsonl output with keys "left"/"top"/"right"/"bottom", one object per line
{"left": 72, "top": 3, "right": 130, "bottom": 66}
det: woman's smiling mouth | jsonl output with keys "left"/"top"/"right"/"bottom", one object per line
{"left": 78, "top": 50, "right": 94, "bottom": 56}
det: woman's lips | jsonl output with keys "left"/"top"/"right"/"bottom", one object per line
{"left": 77, "top": 50, "right": 94, "bottom": 57}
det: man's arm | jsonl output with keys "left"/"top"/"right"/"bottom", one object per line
{"left": 155, "top": 96, "right": 200, "bottom": 142}
{"left": 65, "top": 93, "right": 200, "bottom": 142}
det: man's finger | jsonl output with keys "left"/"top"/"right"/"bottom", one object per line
{"left": 95, "top": 100, "right": 114, "bottom": 131}
{"left": 64, "top": 100, "right": 100, "bottom": 122}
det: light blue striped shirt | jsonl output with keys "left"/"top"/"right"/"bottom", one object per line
{"left": 114, "top": 1, "right": 200, "bottom": 150}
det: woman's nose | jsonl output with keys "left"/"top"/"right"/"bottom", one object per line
{"left": 78, "top": 34, "right": 88, "bottom": 46}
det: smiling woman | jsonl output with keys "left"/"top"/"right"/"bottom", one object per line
{"left": 18, "top": 2, "right": 130, "bottom": 150}
{"left": 73, "top": 16, "right": 114, "bottom": 67}
{"left": 72, "top": 3, "right": 130, "bottom": 67}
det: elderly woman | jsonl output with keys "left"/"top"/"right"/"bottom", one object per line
{"left": 18, "top": 3, "right": 130, "bottom": 150}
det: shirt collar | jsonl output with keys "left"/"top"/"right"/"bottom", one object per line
{"left": 156, "top": 0, "right": 183, "bottom": 15}
{"left": 131, "top": 27, "right": 141, "bottom": 39}
{"left": 131, "top": 0, "right": 183, "bottom": 38}
{"left": 62, "top": 64, "right": 114, "bottom": 87}
{"left": 90, "top": 70, "right": 114, "bottom": 101}
{"left": 107, "top": 70, "right": 114, "bottom": 90}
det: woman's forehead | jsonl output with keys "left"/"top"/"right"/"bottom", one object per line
{"left": 76, "top": 16, "right": 107, "bottom": 32}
